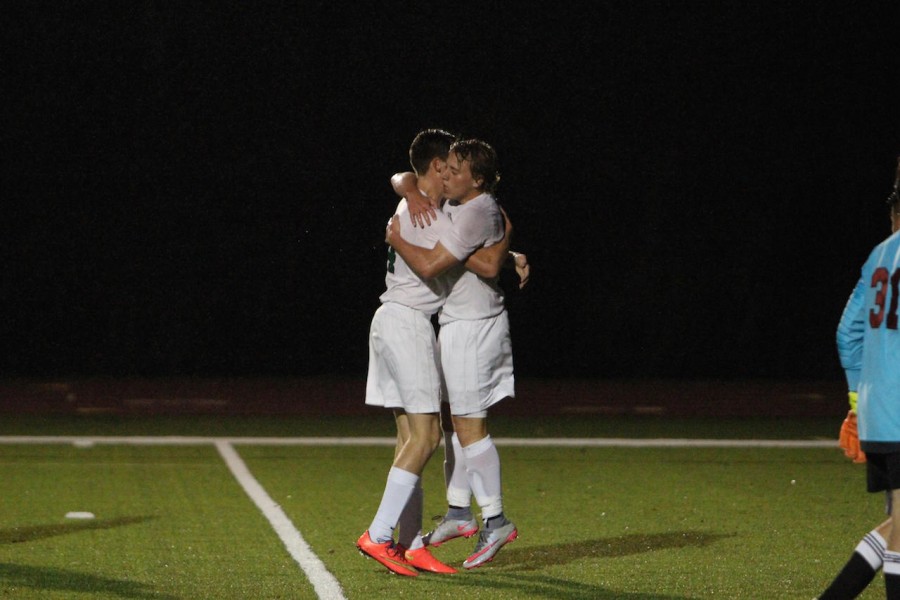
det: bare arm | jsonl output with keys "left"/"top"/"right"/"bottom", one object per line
{"left": 465, "top": 206, "right": 531, "bottom": 288}
{"left": 391, "top": 172, "right": 436, "bottom": 227}
{"left": 386, "top": 216, "right": 461, "bottom": 279}
{"left": 465, "top": 243, "right": 508, "bottom": 280}
{"left": 386, "top": 202, "right": 531, "bottom": 286}
{"left": 466, "top": 247, "right": 531, "bottom": 289}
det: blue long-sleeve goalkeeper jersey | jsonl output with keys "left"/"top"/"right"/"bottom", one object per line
{"left": 837, "top": 230, "right": 900, "bottom": 452}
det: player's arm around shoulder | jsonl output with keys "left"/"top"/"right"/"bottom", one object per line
{"left": 386, "top": 215, "right": 461, "bottom": 280}
{"left": 391, "top": 172, "right": 435, "bottom": 227}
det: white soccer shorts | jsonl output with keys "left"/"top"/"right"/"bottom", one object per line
{"left": 439, "top": 310, "right": 515, "bottom": 416}
{"left": 365, "top": 302, "right": 442, "bottom": 414}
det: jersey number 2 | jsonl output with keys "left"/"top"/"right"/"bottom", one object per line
{"left": 870, "top": 267, "right": 900, "bottom": 330}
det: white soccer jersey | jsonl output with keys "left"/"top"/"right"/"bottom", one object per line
{"left": 439, "top": 193, "right": 506, "bottom": 324}
{"left": 379, "top": 199, "right": 453, "bottom": 316}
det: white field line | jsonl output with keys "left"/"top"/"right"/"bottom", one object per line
{"left": 0, "top": 435, "right": 837, "bottom": 448}
{"left": 0, "top": 435, "right": 836, "bottom": 599}
{"left": 215, "top": 441, "right": 346, "bottom": 600}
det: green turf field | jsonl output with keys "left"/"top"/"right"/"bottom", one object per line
{"left": 0, "top": 415, "right": 886, "bottom": 598}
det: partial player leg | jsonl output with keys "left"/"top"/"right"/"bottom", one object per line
{"left": 453, "top": 417, "right": 517, "bottom": 569}
{"left": 885, "top": 490, "right": 900, "bottom": 598}
{"left": 358, "top": 410, "right": 440, "bottom": 576}
{"left": 357, "top": 465, "right": 421, "bottom": 577}
{"left": 424, "top": 429, "right": 478, "bottom": 546}
{"left": 818, "top": 518, "right": 888, "bottom": 599}
{"left": 394, "top": 410, "right": 421, "bottom": 549}
{"left": 397, "top": 481, "right": 423, "bottom": 550}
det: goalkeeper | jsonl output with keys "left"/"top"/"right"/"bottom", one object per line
{"left": 818, "top": 159, "right": 900, "bottom": 600}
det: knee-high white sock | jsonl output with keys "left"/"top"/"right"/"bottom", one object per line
{"left": 369, "top": 467, "right": 419, "bottom": 544}
{"left": 819, "top": 530, "right": 886, "bottom": 599}
{"left": 859, "top": 530, "right": 888, "bottom": 569}
{"left": 462, "top": 435, "right": 503, "bottom": 520}
{"left": 397, "top": 481, "right": 423, "bottom": 549}
{"left": 447, "top": 433, "right": 472, "bottom": 509}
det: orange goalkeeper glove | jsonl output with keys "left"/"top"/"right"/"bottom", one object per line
{"left": 839, "top": 392, "right": 865, "bottom": 463}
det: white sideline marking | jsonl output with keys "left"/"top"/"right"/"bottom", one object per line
{"left": 0, "top": 435, "right": 837, "bottom": 448}
{"left": 215, "top": 441, "right": 346, "bottom": 600}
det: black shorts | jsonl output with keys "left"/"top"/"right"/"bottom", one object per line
{"left": 866, "top": 451, "right": 900, "bottom": 493}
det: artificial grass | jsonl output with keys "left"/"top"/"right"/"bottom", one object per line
{"left": 0, "top": 417, "right": 880, "bottom": 599}
{"left": 0, "top": 444, "right": 317, "bottom": 599}
{"left": 242, "top": 444, "right": 884, "bottom": 599}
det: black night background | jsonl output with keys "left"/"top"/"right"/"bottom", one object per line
{"left": 4, "top": 3, "right": 900, "bottom": 388}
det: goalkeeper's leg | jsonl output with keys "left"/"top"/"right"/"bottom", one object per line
{"left": 886, "top": 489, "right": 900, "bottom": 599}
{"left": 818, "top": 519, "right": 888, "bottom": 599}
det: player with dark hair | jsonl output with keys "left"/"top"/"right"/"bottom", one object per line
{"left": 356, "top": 129, "right": 512, "bottom": 577}
{"left": 819, "top": 157, "right": 900, "bottom": 599}
{"left": 387, "top": 138, "right": 521, "bottom": 569}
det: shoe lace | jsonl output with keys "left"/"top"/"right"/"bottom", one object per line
{"left": 386, "top": 542, "right": 404, "bottom": 559}
{"left": 472, "top": 530, "right": 490, "bottom": 553}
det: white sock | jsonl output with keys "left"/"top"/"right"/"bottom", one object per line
{"left": 883, "top": 550, "right": 900, "bottom": 576}
{"left": 858, "top": 530, "right": 887, "bottom": 570}
{"left": 396, "top": 481, "right": 423, "bottom": 549}
{"left": 886, "top": 551, "right": 900, "bottom": 597}
{"left": 369, "top": 467, "right": 419, "bottom": 544}
{"left": 447, "top": 433, "right": 472, "bottom": 509}
{"left": 462, "top": 435, "right": 503, "bottom": 520}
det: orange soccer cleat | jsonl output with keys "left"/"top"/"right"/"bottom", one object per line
{"left": 403, "top": 546, "right": 458, "bottom": 574}
{"left": 356, "top": 531, "right": 418, "bottom": 577}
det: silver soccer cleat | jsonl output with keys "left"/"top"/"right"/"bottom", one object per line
{"left": 422, "top": 516, "right": 479, "bottom": 547}
{"left": 462, "top": 522, "right": 518, "bottom": 569}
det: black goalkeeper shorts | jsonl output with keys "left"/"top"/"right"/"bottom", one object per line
{"left": 866, "top": 451, "right": 900, "bottom": 496}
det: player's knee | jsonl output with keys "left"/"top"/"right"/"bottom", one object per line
{"left": 425, "top": 426, "right": 441, "bottom": 454}
{"left": 408, "top": 426, "right": 440, "bottom": 455}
